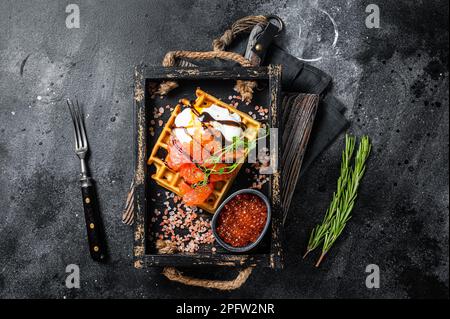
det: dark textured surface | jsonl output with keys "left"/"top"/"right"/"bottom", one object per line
{"left": 0, "top": 0, "right": 448, "bottom": 299}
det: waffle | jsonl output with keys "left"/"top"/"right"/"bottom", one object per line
{"left": 147, "top": 88, "right": 262, "bottom": 213}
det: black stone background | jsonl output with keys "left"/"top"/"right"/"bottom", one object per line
{"left": 0, "top": 0, "right": 448, "bottom": 298}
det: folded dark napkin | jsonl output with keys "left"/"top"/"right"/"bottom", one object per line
{"left": 265, "top": 44, "right": 349, "bottom": 175}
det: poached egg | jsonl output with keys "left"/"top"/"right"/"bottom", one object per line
{"left": 173, "top": 104, "right": 243, "bottom": 143}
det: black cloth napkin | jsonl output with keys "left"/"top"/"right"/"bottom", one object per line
{"left": 265, "top": 44, "right": 349, "bottom": 175}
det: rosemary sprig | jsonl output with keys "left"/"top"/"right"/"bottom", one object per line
{"left": 304, "top": 135, "right": 371, "bottom": 267}
{"left": 303, "top": 135, "right": 356, "bottom": 258}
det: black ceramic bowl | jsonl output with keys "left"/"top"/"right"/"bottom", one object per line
{"left": 211, "top": 189, "right": 271, "bottom": 253}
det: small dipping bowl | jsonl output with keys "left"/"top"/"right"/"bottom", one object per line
{"left": 211, "top": 189, "right": 271, "bottom": 253}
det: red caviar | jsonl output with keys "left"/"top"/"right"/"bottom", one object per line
{"left": 216, "top": 193, "right": 267, "bottom": 247}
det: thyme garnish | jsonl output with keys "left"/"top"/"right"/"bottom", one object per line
{"left": 304, "top": 135, "right": 371, "bottom": 267}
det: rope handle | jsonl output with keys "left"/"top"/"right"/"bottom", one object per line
{"left": 156, "top": 15, "right": 269, "bottom": 103}
{"left": 162, "top": 266, "right": 254, "bottom": 291}
{"left": 212, "top": 15, "right": 269, "bottom": 51}
{"left": 162, "top": 50, "right": 253, "bottom": 68}
{"left": 156, "top": 50, "right": 256, "bottom": 102}
{"left": 156, "top": 239, "right": 254, "bottom": 290}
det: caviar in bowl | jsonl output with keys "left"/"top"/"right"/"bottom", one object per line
{"left": 211, "top": 189, "right": 271, "bottom": 253}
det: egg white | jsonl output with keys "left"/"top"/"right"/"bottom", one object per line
{"left": 203, "top": 104, "right": 242, "bottom": 142}
{"left": 173, "top": 104, "right": 243, "bottom": 143}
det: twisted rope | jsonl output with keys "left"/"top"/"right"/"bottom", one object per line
{"left": 162, "top": 267, "right": 254, "bottom": 291}
{"left": 155, "top": 239, "right": 254, "bottom": 290}
{"left": 212, "top": 15, "right": 268, "bottom": 51}
{"left": 157, "top": 50, "right": 256, "bottom": 101}
{"left": 156, "top": 15, "right": 268, "bottom": 103}
{"left": 162, "top": 50, "right": 252, "bottom": 68}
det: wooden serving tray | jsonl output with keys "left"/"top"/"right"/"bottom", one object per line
{"left": 133, "top": 66, "right": 283, "bottom": 269}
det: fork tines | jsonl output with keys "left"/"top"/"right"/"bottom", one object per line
{"left": 67, "top": 99, "right": 88, "bottom": 152}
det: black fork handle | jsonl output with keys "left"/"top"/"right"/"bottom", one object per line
{"left": 81, "top": 184, "right": 107, "bottom": 262}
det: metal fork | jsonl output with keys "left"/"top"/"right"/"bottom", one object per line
{"left": 67, "top": 99, "right": 107, "bottom": 262}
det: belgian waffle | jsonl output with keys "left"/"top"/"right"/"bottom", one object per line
{"left": 147, "top": 89, "right": 262, "bottom": 213}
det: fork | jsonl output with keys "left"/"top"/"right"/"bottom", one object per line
{"left": 67, "top": 99, "right": 107, "bottom": 262}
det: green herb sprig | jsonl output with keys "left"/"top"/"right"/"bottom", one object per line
{"left": 193, "top": 128, "right": 268, "bottom": 188}
{"left": 304, "top": 134, "right": 371, "bottom": 267}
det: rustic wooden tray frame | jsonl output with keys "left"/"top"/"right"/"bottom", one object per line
{"left": 132, "top": 65, "right": 283, "bottom": 269}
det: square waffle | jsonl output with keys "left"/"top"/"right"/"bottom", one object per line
{"left": 147, "top": 88, "right": 262, "bottom": 213}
